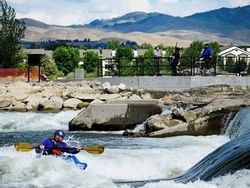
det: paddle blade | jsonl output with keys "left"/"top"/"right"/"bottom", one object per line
{"left": 82, "top": 145, "right": 104, "bottom": 154}
{"left": 15, "top": 142, "right": 34, "bottom": 152}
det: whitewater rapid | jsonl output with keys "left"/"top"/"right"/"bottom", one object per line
{"left": 0, "top": 110, "right": 250, "bottom": 188}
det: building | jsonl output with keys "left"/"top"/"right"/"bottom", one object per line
{"left": 218, "top": 45, "right": 250, "bottom": 75}
{"left": 218, "top": 45, "right": 250, "bottom": 65}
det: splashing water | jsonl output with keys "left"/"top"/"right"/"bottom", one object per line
{"left": 0, "top": 109, "right": 250, "bottom": 187}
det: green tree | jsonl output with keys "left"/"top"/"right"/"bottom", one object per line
{"left": 210, "top": 41, "right": 221, "bottom": 66}
{"left": 183, "top": 41, "right": 203, "bottom": 59}
{"left": 15, "top": 49, "right": 28, "bottom": 68}
{"left": 142, "top": 47, "right": 155, "bottom": 75}
{"left": 115, "top": 47, "right": 134, "bottom": 76}
{"left": 181, "top": 41, "right": 203, "bottom": 68}
{"left": 107, "top": 40, "right": 120, "bottom": 49}
{"left": 164, "top": 46, "right": 174, "bottom": 57}
{"left": 83, "top": 51, "right": 99, "bottom": 73}
{"left": 53, "top": 46, "right": 80, "bottom": 75}
{"left": 157, "top": 44, "right": 165, "bottom": 49}
{"left": 140, "top": 43, "right": 153, "bottom": 49}
{"left": 41, "top": 55, "right": 63, "bottom": 80}
{"left": 0, "top": 0, "right": 26, "bottom": 67}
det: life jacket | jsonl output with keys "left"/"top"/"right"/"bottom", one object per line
{"left": 48, "top": 139, "right": 62, "bottom": 156}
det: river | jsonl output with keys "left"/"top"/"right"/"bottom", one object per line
{"left": 0, "top": 109, "right": 250, "bottom": 188}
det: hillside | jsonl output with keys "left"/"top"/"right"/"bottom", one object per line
{"left": 21, "top": 5, "right": 250, "bottom": 46}
{"left": 85, "top": 5, "right": 250, "bottom": 43}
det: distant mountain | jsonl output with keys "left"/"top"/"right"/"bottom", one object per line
{"left": 20, "top": 5, "right": 250, "bottom": 45}
{"left": 20, "top": 18, "right": 50, "bottom": 29}
{"left": 85, "top": 12, "right": 181, "bottom": 32}
{"left": 84, "top": 5, "right": 250, "bottom": 42}
{"left": 187, "top": 6, "right": 250, "bottom": 29}
{"left": 89, "top": 11, "right": 150, "bottom": 27}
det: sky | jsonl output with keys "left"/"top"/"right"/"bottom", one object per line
{"left": 7, "top": 0, "right": 250, "bottom": 26}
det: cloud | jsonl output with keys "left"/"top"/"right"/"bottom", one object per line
{"left": 8, "top": 0, "right": 29, "bottom": 3}
{"left": 16, "top": 10, "right": 52, "bottom": 23}
{"left": 7, "top": 0, "right": 40, "bottom": 5}
{"left": 229, "top": 0, "right": 250, "bottom": 6}
{"left": 158, "top": 0, "right": 179, "bottom": 3}
{"left": 7, "top": 0, "right": 250, "bottom": 25}
{"left": 126, "top": 0, "right": 151, "bottom": 12}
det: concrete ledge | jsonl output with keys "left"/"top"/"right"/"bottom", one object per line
{"left": 97, "top": 76, "right": 250, "bottom": 91}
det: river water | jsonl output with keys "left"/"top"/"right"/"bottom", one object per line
{"left": 1, "top": 109, "right": 250, "bottom": 188}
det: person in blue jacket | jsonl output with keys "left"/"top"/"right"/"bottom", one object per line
{"left": 36, "top": 130, "right": 81, "bottom": 156}
{"left": 200, "top": 42, "right": 213, "bottom": 73}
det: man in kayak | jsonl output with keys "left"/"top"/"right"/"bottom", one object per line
{"left": 34, "top": 130, "right": 87, "bottom": 170}
{"left": 36, "top": 130, "right": 81, "bottom": 156}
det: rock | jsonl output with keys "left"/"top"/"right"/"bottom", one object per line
{"left": 63, "top": 98, "right": 84, "bottom": 109}
{"left": 109, "top": 85, "right": 120, "bottom": 94}
{"left": 118, "top": 83, "right": 126, "bottom": 91}
{"left": 25, "top": 94, "right": 42, "bottom": 111}
{"left": 76, "top": 102, "right": 89, "bottom": 109}
{"left": 102, "top": 82, "right": 111, "bottom": 91}
{"left": 7, "top": 81, "right": 42, "bottom": 95}
{"left": 38, "top": 96, "right": 63, "bottom": 112}
{"left": 69, "top": 101, "right": 162, "bottom": 131}
{"left": 97, "top": 93, "right": 121, "bottom": 101}
{"left": 144, "top": 98, "right": 248, "bottom": 137}
{"left": 140, "top": 92, "right": 152, "bottom": 100}
{"left": 0, "top": 94, "right": 14, "bottom": 108}
{"left": 11, "top": 102, "right": 27, "bottom": 112}
{"left": 163, "top": 96, "right": 175, "bottom": 105}
{"left": 148, "top": 121, "right": 189, "bottom": 137}
{"left": 122, "top": 129, "right": 145, "bottom": 137}
{"left": 71, "top": 93, "right": 100, "bottom": 102}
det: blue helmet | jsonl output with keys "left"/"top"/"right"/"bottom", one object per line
{"left": 54, "top": 130, "right": 65, "bottom": 138}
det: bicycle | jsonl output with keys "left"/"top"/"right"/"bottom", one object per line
{"left": 194, "top": 57, "right": 210, "bottom": 76}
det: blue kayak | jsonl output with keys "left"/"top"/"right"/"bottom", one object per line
{"left": 61, "top": 155, "right": 87, "bottom": 170}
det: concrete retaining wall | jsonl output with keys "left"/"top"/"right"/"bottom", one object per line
{"left": 97, "top": 76, "right": 250, "bottom": 91}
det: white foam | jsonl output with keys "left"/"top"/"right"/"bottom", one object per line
{"left": 0, "top": 110, "right": 80, "bottom": 132}
{"left": 0, "top": 136, "right": 234, "bottom": 188}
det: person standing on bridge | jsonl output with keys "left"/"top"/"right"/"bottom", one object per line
{"left": 154, "top": 46, "right": 162, "bottom": 76}
{"left": 170, "top": 47, "right": 180, "bottom": 76}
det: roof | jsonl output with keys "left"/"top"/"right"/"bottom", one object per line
{"left": 79, "top": 49, "right": 114, "bottom": 58}
{"left": 218, "top": 46, "right": 250, "bottom": 57}
{"left": 24, "top": 49, "right": 53, "bottom": 56}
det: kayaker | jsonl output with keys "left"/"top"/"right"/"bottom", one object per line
{"left": 36, "top": 130, "right": 81, "bottom": 156}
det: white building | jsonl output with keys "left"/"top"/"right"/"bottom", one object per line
{"left": 218, "top": 46, "right": 250, "bottom": 65}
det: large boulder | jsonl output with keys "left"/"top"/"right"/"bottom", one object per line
{"left": 69, "top": 100, "right": 162, "bottom": 131}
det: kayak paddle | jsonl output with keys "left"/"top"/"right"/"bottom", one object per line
{"left": 15, "top": 142, "right": 104, "bottom": 154}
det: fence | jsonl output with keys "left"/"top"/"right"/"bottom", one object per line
{"left": 0, "top": 67, "right": 40, "bottom": 81}
{"left": 97, "top": 56, "right": 250, "bottom": 77}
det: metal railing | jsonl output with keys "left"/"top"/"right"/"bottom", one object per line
{"left": 97, "top": 56, "right": 250, "bottom": 77}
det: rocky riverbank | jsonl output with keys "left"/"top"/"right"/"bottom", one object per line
{"left": 2, "top": 80, "right": 250, "bottom": 137}
{"left": 0, "top": 80, "right": 152, "bottom": 112}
